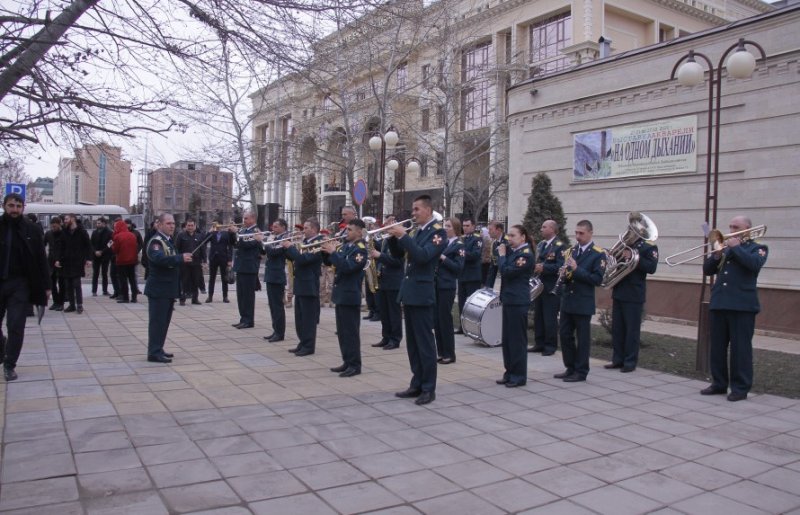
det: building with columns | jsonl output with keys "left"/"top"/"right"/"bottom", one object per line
{"left": 53, "top": 143, "right": 132, "bottom": 207}
{"left": 506, "top": 5, "right": 800, "bottom": 334}
{"left": 250, "top": 0, "right": 769, "bottom": 225}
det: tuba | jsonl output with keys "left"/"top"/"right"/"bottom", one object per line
{"left": 601, "top": 212, "right": 659, "bottom": 289}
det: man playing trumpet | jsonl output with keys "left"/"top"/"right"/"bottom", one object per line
{"left": 701, "top": 216, "right": 768, "bottom": 402}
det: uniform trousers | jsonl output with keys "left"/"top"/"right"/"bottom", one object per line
{"left": 147, "top": 297, "right": 175, "bottom": 358}
{"left": 404, "top": 305, "right": 437, "bottom": 393}
{"left": 710, "top": 309, "right": 755, "bottom": 395}
{"left": 457, "top": 280, "right": 481, "bottom": 320}
{"left": 335, "top": 305, "right": 361, "bottom": 371}
{"left": 434, "top": 288, "right": 456, "bottom": 360}
{"left": 92, "top": 257, "right": 110, "bottom": 294}
{"left": 365, "top": 287, "right": 378, "bottom": 313}
{"left": 208, "top": 261, "right": 229, "bottom": 298}
{"left": 0, "top": 277, "right": 29, "bottom": 369}
{"left": 376, "top": 289, "right": 402, "bottom": 345}
{"left": 534, "top": 292, "right": 560, "bottom": 353}
{"left": 502, "top": 304, "right": 529, "bottom": 384}
{"left": 295, "top": 295, "right": 320, "bottom": 353}
{"left": 266, "top": 283, "right": 286, "bottom": 337}
{"left": 559, "top": 312, "right": 592, "bottom": 378}
{"left": 236, "top": 273, "right": 257, "bottom": 325}
{"left": 611, "top": 300, "right": 643, "bottom": 368}
{"left": 181, "top": 264, "right": 203, "bottom": 301}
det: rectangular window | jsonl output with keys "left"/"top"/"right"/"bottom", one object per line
{"left": 529, "top": 12, "right": 572, "bottom": 78}
{"left": 356, "top": 88, "right": 366, "bottom": 101}
{"left": 73, "top": 175, "right": 80, "bottom": 203}
{"left": 419, "top": 155, "right": 428, "bottom": 178}
{"left": 98, "top": 152, "right": 107, "bottom": 204}
{"left": 435, "top": 151, "right": 445, "bottom": 175}
{"left": 422, "top": 64, "right": 431, "bottom": 87}
{"left": 396, "top": 63, "right": 407, "bottom": 91}
{"left": 461, "top": 41, "right": 493, "bottom": 131}
{"left": 437, "top": 58, "right": 445, "bottom": 85}
{"left": 323, "top": 95, "right": 333, "bottom": 112}
{"left": 436, "top": 104, "right": 445, "bottom": 129}
{"left": 421, "top": 108, "right": 430, "bottom": 132}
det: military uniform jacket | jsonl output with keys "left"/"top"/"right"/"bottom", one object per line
{"left": 144, "top": 232, "right": 182, "bottom": 299}
{"left": 612, "top": 241, "right": 659, "bottom": 303}
{"left": 376, "top": 237, "right": 404, "bottom": 290}
{"left": 486, "top": 234, "right": 510, "bottom": 286}
{"left": 264, "top": 232, "right": 289, "bottom": 285}
{"left": 325, "top": 240, "right": 368, "bottom": 306}
{"left": 537, "top": 238, "right": 565, "bottom": 291}
{"left": 458, "top": 232, "right": 483, "bottom": 282}
{"left": 561, "top": 243, "right": 606, "bottom": 315}
{"left": 207, "top": 231, "right": 234, "bottom": 265}
{"left": 499, "top": 243, "right": 534, "bottom": 305}
{"left": 286, "top": 235, "right": 324, "bottom": 296}
{"left": 175, "top": 230, "right": 206, "bottom": 266}
{"left": 232, "top": 226, "right": 262, "bottom": 274}
{"left": 390, "top": 220, "right": 448, "bottom": 307}
{"left": 436, "top": 238, "right": 465, "bottom": 290}
{"left": 703, "top": 240, "right": 768, "bottom": 313}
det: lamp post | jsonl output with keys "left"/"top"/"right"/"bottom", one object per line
{"left": 670, "top": 37, "right": 765, "bottom": 372}
{"left": 368, "top": 128, "right": 399, "bottom": 222}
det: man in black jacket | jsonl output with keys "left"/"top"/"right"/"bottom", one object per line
{"left": 1, "top": 193, "right": 51, "bottom": 381}
{"left": 175, "top": 219, "right": 206, "bottom": 305}
{"left": 44, "top": 216, "right": 65, "bottom": 311}
{"left": 56, "top": 214, "right": 92, "bottom": 314}
{"left": 91, "top": 218, "right": 113, "bottom": 296}
{"left": 206, "top": 225, "right": 233, "bottom": 303}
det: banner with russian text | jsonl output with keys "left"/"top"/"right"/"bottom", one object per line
{"left": 573, "top": 115, "right": 697, "bottom": 181}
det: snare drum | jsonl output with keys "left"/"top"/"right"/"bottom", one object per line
{"left": 460, "top": 288, "right": 503, "bottom": 347}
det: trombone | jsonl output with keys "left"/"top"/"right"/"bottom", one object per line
{"left": 237, "top": 231, "right": 273, "bottom": 241}
{"left": 665, "top": 225, "right": 767, "bottom": 267}
{"left": 262, "top": 231, "right": 304, "bottom": 248}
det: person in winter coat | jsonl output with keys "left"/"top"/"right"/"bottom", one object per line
{"left": 111, "top": 219, "right": 139, "bottom": 303}
{"left": 55, "top": 214, "right": 92, "bottom": 314}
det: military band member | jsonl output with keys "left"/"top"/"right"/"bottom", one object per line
{"left": 362, "top": 216, "right": 380, "bottom": 321}
{"left": 604, "top": 234, "right": 658, "bottom": 372}
{"left": 435, "top": 217, "right": 465, "bottom": 364}
{"left": 283, "top": 219, "right": 324, "bottom": 356}
{"left": 388, "top": 195, "right": 447, "bottom": 405}
{"left": 319, "top": 228, "right": 334, "bottom": 307}
{"left": 144, "top": 213, "right": 192, "bottom": 363}
{"left": 323, "top": 219, "right": 368, "bottom": 377}
{"left": 370, "top": 215, "right": 404, "bottom": 350}
{"left": 484, "top": 221, "right": 508, "bottom": 289}
{"left": 701, "top": 216, "right": 768, "bottom": 402}
{"left": 530, "top": 220, "right": 564, "bottom": 355}
{"left": 555, "top": 220, "right": 606, "bottom": 382}
{"left": 264, "top": 219, "right": 290, "bottom": 342}
{"left": 232, "top": 211, "right": 263, "bottom": 329}
{"left": 456, "top": 217, "right": 483, "bottom": 334}
{"left": 496, "top": 225, "right": 535, "bottom": 387}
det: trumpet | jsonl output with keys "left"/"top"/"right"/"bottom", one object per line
{"left": 364, "top": 219, "right": 414, "bottom": 241}
{"left": 262, "top": 231, "right": 303, "bottom": 248}
{"left": 211, "top": 221, "right": 243, "bottom": 231}
{"left": 237, "top": 231, "right": 273, "bottom": 241}
{"left": 299, "top": 234, "right": 346, "bottom": 253}
{"left": 665, "top": 225, "right": 767, "bottom": 267}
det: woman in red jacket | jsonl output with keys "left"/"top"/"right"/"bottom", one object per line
{"left": 111, "top": 219, "right": 139, "bottom": 303}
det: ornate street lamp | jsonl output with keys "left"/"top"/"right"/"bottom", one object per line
{"left": 670, "top": 37, "right": 765, "bottom": 371}
{"left": 368, "top": 128, "right": 399, "bottom": 221}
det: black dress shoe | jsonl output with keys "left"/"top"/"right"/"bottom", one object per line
{"left": 179, "top": 300, "right": 185, "bottom": 306}
{"left": 415, "top": 391, "right": 435, "bottom": 405}
{"left": 109, "top": 294, "right": 118, "bottom": 299}
{"left": 604, "top": 363, "right": 623, "bottom": 369}
{"left": 4, "top": 367, "right": 18, "bottom": 381}
{"left": 205, "top": 297, "right": 213, "bottom": 303}
{"left": 191, "top": 299, "right": 202, "bottom": 305}
{"left": 339, "top": 367, "right": 361, "bottom": 377}
{"left": 563, "top": 373, "right": 586, "bottom": 383}
{"left": 147, "top": 355, "right": 172, "bottom": 363}
{"left": 117, "top": 299, "right": 130, "bottom": 304}
{"left": 506, "top": 381, "right": 526, "bottom": 388}
{"left": 383, "top": 343, "right": 399, "bottom": 350}
{"left": 553, "top": 370, "right": 573, "bottom": 379}
{"left": 454, "top": 329, "right": 464, "bottom": 335}
{"left": 727, "top": 392, "right": 747, "bottom": 402}
{"left": 223, "top": 297, "right": 230, "bottom": 303}
{"left": 288, "top": 347, "right": 299, "bottom": 353}
{"left": 49, "top": 304, "right": 61, "bottom": 311}
{"left": 541, "top": 351, "right": 555, "bottom": 356}
{"left": 162, "top": 352, "right": 174, "bottom": 358}
{"left": 330, "top": 364, "right": 348, "bottom": 373}
{"left": 233, "top": 322, "right": 245, "bottom": 328}
{"left": 295, "top": 349, "right": 314, "bottom": 357}
{"left": 268, "top": 335, "right": 284, "bottom": 342}
{"left": 701, "top": 385, "right": 727, "bottom": 395}
{"left": 395, "top": 388, "right": 422, "bottom": 398}
{"left": 496, "top": 378, "right": 509, "bottom": 385}
{"left": 76, "top": 306, "right": 83, "bottom": 314}
{"left": 238, "top": 324, "right": 254, "bottom": 329}
{"left": 54, "top": 305, "right": 63, "bottom": 311}
{"left": 529, "top": 346, "right": 545, "bottom": 353}
{"left": 371, "top": 340, "right": 388, "bottom": 348}
{"left": 64, "top": 306, "right": 76, "bottom": 313}
{"left": 369, "top": 315, "right": 381, "bottom": 322}
{"left": 263, "top": 333, "right": 275, "bottom": 340}
{"left": 621, "top": 366, "right": 635, "bottom": 373}
{"left": 362, "top": 312, "right": 374, "bottom": 320}
{"left": 439, "top": 358, "right": 455, "bottom": 365}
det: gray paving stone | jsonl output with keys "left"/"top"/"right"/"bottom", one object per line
{"left": 434, "top": 459, "right": 512, "bottom": 488}
{"left": 70, "top": 430, "right": 132, "bottom": 452}
{"left": 183, "top": 420, "right": 245, "bottom": 440}
{"left": 187, "top": 508, "right": 253, "bottom": 515}
{"left": 617, "top": 472, "right": 704, "bottom": 504}
{"left": 136, "top": 440, "right": 206, "bottom": 465}
{"left": 696, "top": 450, "right": 775, "bottom": 478}
{"left": 0, "top": 476, "right": 78, "bottom": 511}
{"left": 0, "top": 501, "right": 84, "bottom": 515}
{"left": 317, "top": 481, "right": 405, "bottom": 514}
{"left": 322, "top": 434, "right": 393, "bottom": 459}
{"left": 524, "top": 465, "right": 607, "bottom": 497}
{"left": 250, "top": 493, "right": 337, "bottom": 515}
{"left": 196, "top": 435, "right": 262, "bottom": 457}
{"left": 519, "top": 499, "right": 599, "bottom": 515}
{"left": 418, "top": 421, "right": 483, "bottom": 441}
{"left": 300, "top": 421, "right": 364, "bottom": 441}
{"left": 227, "top": 470, "right": 307, "bottom": 501}
{"left": 78, "top": 467, "right": 153, "bottom": 497}
{"left": 2, "top": 435, "right": 70, "bottom": 460}
{"left": 612, "top": 446, "right": 685, "bottom": 471}
{"left": 401, "top": 443, "right": 472, "bottom": 468}
{"left": 473, "top": 478, "right": 558, "bottom": 512}
{"left": 1, "top": 452, "right": 76, "bottom": 483}
{"left": 732, "top": 442, "right": 800, "bottom": 466}
{"left": 84, "top": 490, "right": 169, "bottom": 515}
{"left": 292, "top": 461, "right": 370, "bottom": 490}
{"left": 484, "top": 449, "right": 559, "bottom": 476}
{"left": 570, "top": 431, "right": 638, "bottom": 455}
{"left": 148, "top": 458, "right": 221, "bottom": 488}
{"left": 268, "top": 443, "right": 340, "bottom": 469}
{"left": 161, "top": 480, "right": 241, "bottom": 512}
{"left": 377, "top": 469, "right": 460, "bottom": 502}
{"left": 715, "top": 480, "right": 800, "bottom": 513}
{"left": 373, "top": 428, "right": 439, "bottom": 450}
{"left": 211, "top": 451, "right": 284, "bottom": 477}
{"left": 363, "top": 506, "right": 423, "bottom": 515}
{"left": 529, "top": 441, "right": 602, "bottom": 464}
{"left": 74, "top": 447, "right": 142, "bottom": 474}
{"left": 662, "top": 462, "right": 741, "bottom": 490}
{"left": 672, "top": 492, "right": 770, "bottom": 515}
{"left": 647, "top": 435, "right": 719, "bottom": 460}
{"left": 413, "top": 490, "right": 504, "bottom": 515}
{"left": 350, "top": 451, "right": 426, "bottom": 478}
{"left": 751, "top": 466, "right": 800, "bottom": 495}
{"left": 494, "top": 426, "right": 559, "bottom": 448}
{"left": 250, "top": 427, "right": 315, "bottom": 450}
{"left": 572, "top": 455, "right": 650, "bottom": 482}
{"left": 447, "top": 432, "right": 519, "bottom": 458}
{"left": 572, "top": 484, "right": 663, "bottom": 515}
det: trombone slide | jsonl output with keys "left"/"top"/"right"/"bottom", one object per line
{"left": 665, "top": 224, "right": 767, "bottom": 267}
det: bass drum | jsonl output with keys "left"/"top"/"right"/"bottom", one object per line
{"left": 460, "top": 288, "right": 503, "bottom": 347}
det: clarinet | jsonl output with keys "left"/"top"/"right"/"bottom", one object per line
{"left": 550, "top": 245, "right": 578, "bottom": 295}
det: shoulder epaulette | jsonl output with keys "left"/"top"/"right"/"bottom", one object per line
{"left": 593, "top": 245, "right": 604, "bottom": 253}
{"left": 555, "top": 241, "right": 563, "bottom": 246}
{"left": 473, "top": 231, "right": 481, "bottom": 237}
{"left": 357, "top": 242, "right": 366, "bottom": 249}
{"left": 523, "top": 248, "right": 531, "bottom": 254}
{"left": 433, "top": 223, "right": 442, "bottom": 230}
{"left": 502, "top": 235, "right": 509, "bottom": 241}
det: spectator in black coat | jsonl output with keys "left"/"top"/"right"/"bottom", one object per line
{"left": 55, "top": 214, "right": 92, "bottom": 314}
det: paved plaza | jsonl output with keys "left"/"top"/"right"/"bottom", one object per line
{"left": 1, "top": 288, "right": 799, "bottom": 514}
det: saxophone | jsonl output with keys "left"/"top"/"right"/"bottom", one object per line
{"left": 365, "top": 235, "right": 379, "bottom": 294}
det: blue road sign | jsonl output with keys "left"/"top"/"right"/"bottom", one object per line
{"left": 353, "top": 178, "right": 367, "bottom": 206}
{"left": 5, "top": 183, "right": 26, "bottom": 200}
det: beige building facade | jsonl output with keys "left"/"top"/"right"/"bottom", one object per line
{"left": 53, "top": 143, "right": 132, "bottom": 208}
{"left": 250, "top": 0, "right": 769, "bottom": 225}
{"left": 149, "top": 161, "right": 234, "bottom": 227}
{"left": 506, "top": 6, "right": 800, "bottom": 334}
